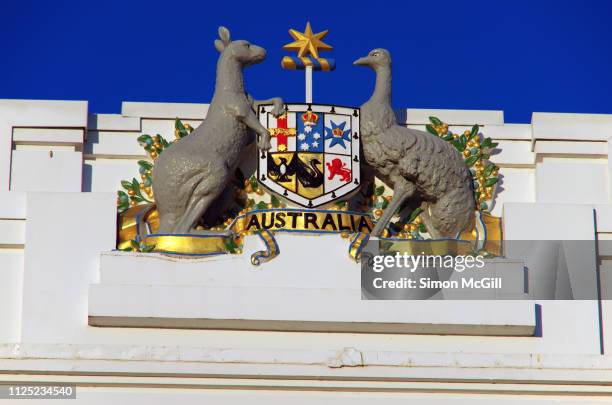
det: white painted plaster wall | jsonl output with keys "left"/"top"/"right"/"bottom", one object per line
{"left": 0, "top": 100, "right": 611, "bottom": 401}
{"left": 0, "top": 99, "right": 87, "bottom": 191}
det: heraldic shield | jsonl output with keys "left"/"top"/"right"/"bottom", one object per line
{"left": 258, "top": 104, "right": 361, "bottom": 208}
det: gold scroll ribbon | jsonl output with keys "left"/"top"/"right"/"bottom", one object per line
{"left": 117, "top": 203, "right": 158, "bottom": 250}
{"left": 348, "top": 232, "right": 370, "bottom": 261}
{"left": 118, "top": 207, "right": 374, "bottom": 265}
{"left": 250, "top": 230, "right": 280, "bottom": 265}
{"left": 118, "top": 207, "right": 502, "bottom": 265}
{"left": 459, "top": 211, "right": 503, "bottom": 256}
{"left": 230, "top": 209, "right": 372, "bottom": 265}
{"left": 143, "top": 234, "right": 229, "bottom": 256}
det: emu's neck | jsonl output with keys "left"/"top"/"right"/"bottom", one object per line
{"left": 369, "top": 65, "right": 392, "bottom": 104}
{"left": 213, "top": 54, "right": 245, "bottom": 96}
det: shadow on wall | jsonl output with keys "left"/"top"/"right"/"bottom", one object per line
{"left": 82, "top": 130, "right": 100, "bottom": 192}
{"left": 82, "top": 163, "right": 92, "bottom": 192}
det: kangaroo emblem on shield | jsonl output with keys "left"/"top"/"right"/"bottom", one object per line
{"left": 258, "top": 104, "right": 361, "bottom": 208}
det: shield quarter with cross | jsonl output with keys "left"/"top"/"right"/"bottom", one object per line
{"left": 257, "top": 103, "right": 361, "bottom": 208}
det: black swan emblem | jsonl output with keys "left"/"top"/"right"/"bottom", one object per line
{"left": 267, "top": 154, "right": 323, "bottom": 188}
{"left": 296, "top": 157, "right": 323, "bottom": 188}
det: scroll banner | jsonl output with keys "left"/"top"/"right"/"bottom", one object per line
{"left": 117, "top": 206, "right": 502, "bottom": 265}
{"left": 140, "top": 208, "right": 374, "bottom": 265}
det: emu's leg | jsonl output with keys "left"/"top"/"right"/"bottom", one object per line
{"left": 371, "top": 178, "right": 416, "bottom": 237}
{"left": 419, "top": 203, "right": 443, "bottom": 239}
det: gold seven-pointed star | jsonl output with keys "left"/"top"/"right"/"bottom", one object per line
{"left": 283, "top": 22, "right": 333, "bottom": 59}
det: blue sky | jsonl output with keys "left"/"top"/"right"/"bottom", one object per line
{"left": 2, "top": 0, "right": 612, "bottom": 123}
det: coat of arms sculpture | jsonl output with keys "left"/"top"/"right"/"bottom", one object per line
{"left": 116, "top": 23, "right": 503, "bottom": 265}
{"left": 258, "top": 104, "right": 360, "bottom": 208}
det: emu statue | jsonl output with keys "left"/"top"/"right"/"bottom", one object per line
{"left": 354, "top": 48, "right": 475, "bottom": 238}
{"left": 152, "top": 27, "right": 283, "bottom": 234}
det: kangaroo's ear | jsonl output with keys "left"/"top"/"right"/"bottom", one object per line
{"left": 214, "top": 39, "right": 225, "bottom": 53}
{"left": 218, "top": 26, "right": 231, "bottom": 45}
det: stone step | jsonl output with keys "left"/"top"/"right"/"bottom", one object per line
{"left": 89, "top": 283, "right": 537, "bottom": 336}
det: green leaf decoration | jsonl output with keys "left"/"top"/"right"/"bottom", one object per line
{"left": 459, "top": 134, "right": 467, "bottom": 150}
{"left": 175, "top": 119, "right": 190, "bottom": 138}
{"left": 469, "top": 124, "right": 479, "bottom": 139}
{"left": 375, "top": 185, "right": 385, "bottom": 196}
{"left": 429, "top": 116, "right": 443, "bottom": 126}
{"left": 381, "top": 198, "right": 389, "bottom": 209}
{"left": 481, "top": 138, "right": 498, "bottom": 149}
{"left": 117, "top": 119, "right": 198, "bottom": 214}
{"left": 117, "top": 191, "right": 129, "bottom": 211}
{"left": 408, "top": 207, "right": 423, "bottom": 223}
{"left": 256, "top": 201, "right": 267, "bottom": 210}
{"left": 271, "top": 195, "right": 280, "bottom": 208}
{"left": 464, "top": 155, "right": 479, "bottom": 167}
{"left": 483, "top": 164, "right": 496, "bottom": 177}
{"left": 451, "top": 140, "right": 463, "bottom": 151}
{"left": 250, "top": 176, "right": 259, "bottom": 191}
{"left": 137, "top": 135, "right": 153, "bottom": 146}
{"left": 419, "top": 117, "right": 502, "bottom": 216}
{"left": 426, "top": 124, "right": 438, "bottom": 136}
{"left": 484, "top": 177, "right": 499, "bottom": 187}
{"left": 224, "top": 237, "right": 239, "bottom": 254}
{"left": 138, "top": 160, "right": 153, "bottom": 171}
{"left": 418, "top": 223, "right": 427, "bottom": 233}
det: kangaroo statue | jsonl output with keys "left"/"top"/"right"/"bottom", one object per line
{"left": 152, "top": 27, "right": 283, "bottom": 234}
{"left": 354, "top": 48, "right": 475, "bottom": 238}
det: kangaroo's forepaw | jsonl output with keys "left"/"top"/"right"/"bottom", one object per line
{"left": 271, "top": 103, "right": 284, "bottom": 117}
{"left": 257, "top": 138, "right": 272, "bottom": 151}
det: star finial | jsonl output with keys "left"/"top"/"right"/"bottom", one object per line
{"left": 283, "top": 22, "right": 333, "bottom": 59}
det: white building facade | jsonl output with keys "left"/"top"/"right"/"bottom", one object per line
{"left": 1, "top": 99, "right": 612, "bottom": 403}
